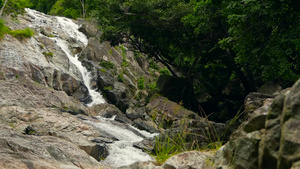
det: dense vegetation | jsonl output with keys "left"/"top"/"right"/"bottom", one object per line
{"left": 1, "top": 0, "right": 299, "bottom": 121}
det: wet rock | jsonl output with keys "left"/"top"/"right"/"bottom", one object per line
{"left": 79, "top": 144, "right": 109, "bottom": 161}
{"left": 89, "top": 103, "right": 132, "bottom": 124}
{"left": 92, "top": 137, "right": 114, "bottom": 144}
{"left": 133, "top": 118, "right": 161, "bottom": 133}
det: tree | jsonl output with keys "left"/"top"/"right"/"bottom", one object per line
{"left": 49, "top": 0, "right": 98, "bottom": 19}
{"left": 29, "top": 0, "right": 57, "bottom": 14}
{"left": 0, "top": 0, "right": 32, "bottom": 17}
{"left": 95, "top": 0, "right": 299, "bottom": 121}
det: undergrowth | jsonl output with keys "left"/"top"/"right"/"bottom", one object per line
{"left": 149, "top": 105, "right": 245, "bottom": 165}
{"left": 0, "top": 19, "right": 34, "bottom": 40}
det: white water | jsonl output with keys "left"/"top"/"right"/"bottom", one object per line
{"left": 26, "top": 8, "right": 105, "bottom": 106}
{"left": 87, "top": 116, "right": 158, "bottom": 167}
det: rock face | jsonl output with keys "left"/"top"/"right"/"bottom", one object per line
{"left": 0, "top": 79, "right": 109, "bottom": 168}
{"left": 0, "top": 9, "right": 91, "bottom": 103}
{"left": 214, "top": 79, "right": 300, "bottom": 169}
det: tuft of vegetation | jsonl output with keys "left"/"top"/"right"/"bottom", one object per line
{"left": 103, "top": 86, "right": 113, "bottom": 90}
{"left": 99, "top": 60, "right": 115, "bottom": 70}
{"left": 42, "top": 52, "right": 53, "bottom": 57}
{"left": 149, "top": 59, "right": 159, "bottom": 70}
{"left": 10, "top": 27, "right": 35, "bottom": 39}
{"left": 0, "top": 19, "right": 9, "bottom": 39}
{"left": 137, "top": 76, "right": 145, "bottom": 89}
{"left": 159, "top": 67, "right": 171, "bottom": 75}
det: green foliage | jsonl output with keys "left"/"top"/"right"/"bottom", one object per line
{"left": 0, "top": 19, "right": 9, "bottom": 38}
{"left": 137, "top": 76, "right": 145, "bottom": 89}
{"left": 159, "top": 67, "right": 171, "bottom": 75}
{"left": 29, "top": 0, "right": 57, "bottom": 14}
{"left": 95, "top": 0, "right": 299, "bottom": 122}
{"left": 122, "top": 56, "right": 129, "bottom": 67}
{"left": 149, "top": 59, "right": 159, "bottom": 70}
{"left": 9, "top": 27, "right": 34, "bottom": 39}
{"left": 99, "top": 60, "right": 115, "bottom": 70}
{"left": 0, "top": 19, "right": 34, "bottom": 39}
{"left": 1, "top": 0, "right": 32, "bottom": 17}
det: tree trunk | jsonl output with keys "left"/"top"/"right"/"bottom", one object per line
{"left": 0, "top": 0, "right": 8, "bottom": 16}
{"left": 80, "top": 0, "right": 86, "bottom": 18}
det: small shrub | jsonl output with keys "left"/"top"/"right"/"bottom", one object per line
{"left": 10, "top": 27, "right": 34, "bottom": 39}
{"left": 147, "top": 82, "right": 158, "bottom": 92}
{"left": 122, "top": 56, "right": 129, "bottom": 67}
{"left": 149, "top": 59, "right": 159, "bottom": 70}
{"left": 137, "top": 77, "right": 145, "bottom": 89}
{"left": 100, "top": 60, "right": 115, "bottom": 70}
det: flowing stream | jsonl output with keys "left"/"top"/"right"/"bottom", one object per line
{"left": 86, "top": 116, "right": 157, "bottom": 167}
{"left": 26, "top": 9, "right": 157, "bottom": 167}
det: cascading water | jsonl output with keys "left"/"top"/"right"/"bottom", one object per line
{"left": 86, "top": 116, "right": 158, "bottom": 167}
{"left": 25, "top": 8, "right": 105, "bottom": 106}
{"left": 25, "top": 9, "right": 158, "bottom": 167}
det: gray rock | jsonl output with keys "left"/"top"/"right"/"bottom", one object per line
{"left": 163, "top": 151, "right": 214, "bottom": 169}
{"left": 278, "top": 80, "right": 300, "bottom": 169}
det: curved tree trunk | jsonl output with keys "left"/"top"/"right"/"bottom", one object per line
{"left": 0, "top": 0, "right": 8, "bottom": 16}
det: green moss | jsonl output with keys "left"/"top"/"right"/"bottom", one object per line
{"left": 104, "top": 86, "right": 113, "bottom": 90}
{"left": 99, "top": 68, "right": 106, "bottom": 72}
{"left": 43, "top": 52, "right": 53, "bottom": 57}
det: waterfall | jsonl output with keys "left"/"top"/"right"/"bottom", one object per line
{"left": 25, "top": 9, "right": 157, "bottom": 167}
{"left": 25, "top": 8, "right": 105, "bottom": 106}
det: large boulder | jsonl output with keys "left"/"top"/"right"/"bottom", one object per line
{"left": 214, "top": 79, "right": 300, "bottom": 169}
{"left": 278, "top": 80, "right": 300, "bottom": 169}
{"left": 0, "top": 127, "right": 104, "bottom": 169}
